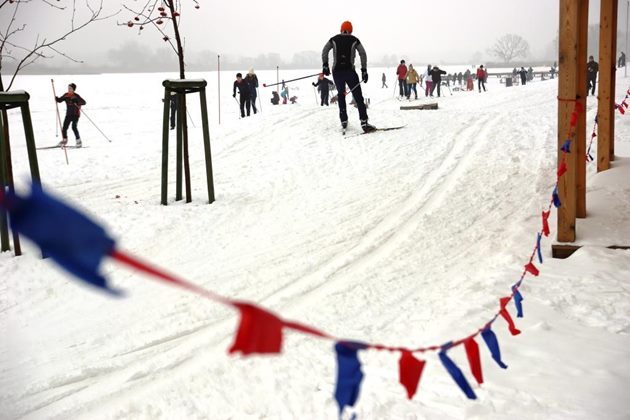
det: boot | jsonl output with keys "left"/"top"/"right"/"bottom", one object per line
{"left": 58, "top": 138, "right": 68, "bottom": 147}
{"left": 75, "top": 139, "right": 82, "bottom": 148}
{"left": 341, "top": 120, "right": 348, "bottom": 130}
{"left": 361, "top": 120, "right": 376, "bottom": 133}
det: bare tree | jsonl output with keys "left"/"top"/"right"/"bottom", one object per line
{"left": 487, "top": 34, "right": 530, "bottom": 63}
{"left": 0, "top": 0, "right": 113, "bottom": 92}
{"left": 122, "top": 0, "right": 201, "bottom": 79}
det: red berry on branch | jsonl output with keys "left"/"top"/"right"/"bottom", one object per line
{"left": 163, "top": 36, "right": 169, "bottom": 41}
{"left": 173, "top": 12, "right": 180, "bottom": 17}
{"left": 134, "top": 17, "right": 140, "bottom": 21}
{"left": 156, "top": 20, "right": 163, "bottom": 24}
{"left": 157, "top": 6, "right": 164, "bottom": 11}
{"left": 195, "top": 5, "right": 200, "bottom": 9}
{"left": 160, "top": 11, "right": 167, "bottom": 17}
{"left": 140, "top": 26, "right": 144, "bottom": 30}
{"left": 127, "top": 21, "right": 134, "bottom": 27}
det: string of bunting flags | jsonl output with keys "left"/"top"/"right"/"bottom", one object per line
{"left": 0, "top": 88, "right": 626, "bottom": 417}
{"left": 586, "top": 87, "right": 629, "bottom": 162}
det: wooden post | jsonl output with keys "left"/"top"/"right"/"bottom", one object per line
{"left": 598, "top": 0, "right": 616, "bottom": 172}
{"left": 611, "top": 0, "right": 618, "bottom": 161}
{"left": 0, "top": 108, "right": 9, "bottom": 252}
{"left": 160, "top": 88, "right": 170, "bottom": 205}
{"left": 182, "top": 94, "right": 192, "bottom": 203}
{"left": 199, "top": 87, "right": 215, "bottom": 203}
{"left": 175, "top": 92, "right": 184, "bottom": 201}
{"left": 557, "top": 0, "right": 580, "bottom": 243}
{"left": 576, "top": 0, "right": 589, "bottom": 218}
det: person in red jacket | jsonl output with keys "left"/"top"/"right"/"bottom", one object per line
{"left": 476, "top": 65, "right": 487, "bottom": 92}
{"left": 56, "top": 83, "right": 86, "bottom": 147}
{"left": 396, "top": 59, "right": 408, "bottom": 98}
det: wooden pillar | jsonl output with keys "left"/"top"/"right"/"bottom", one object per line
{"left": 576, "top": 0, "right": 589, "bottom": 219}
{"left": 598, "top": 0, "right": 617, "bottom": 172}
{"left": 557, "top": 0, "right": 580, "bottom": 243}
{"left": 610, "top": 0, "right": 618, "bottom": 161}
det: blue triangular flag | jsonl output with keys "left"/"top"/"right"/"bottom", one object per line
{"left": 512, "top": 287, "right": 524, "bottom": 318}
{"left": 595, "top": 115, "right": 598, "bottom": 124}
{"left": 536, "top": 233, "right": 543, "bottom": 264}
{"left": 561, "top": 139, "right": 572, "bottom": 153}
{"left": 2, "top": 184, "right": 120, "bottom": 295}
{"left": 439, "top": 347, "right": 477, "bottom": 400}
{"left": 334, "top": 341, "right": 367, "bottom": 415}
{"left": 552, "top": 186, "right": 561, "bottom": 208}
{"left": 481, "top": 328, "right": 508, "bottom": 369}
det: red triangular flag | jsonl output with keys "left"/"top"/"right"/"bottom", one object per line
{"left": 542, "top": 210, "right": 551, "bottom": 237}
{"left": 557, "top": 161, "right": 567, "bottom": 177}
{"left": 399, "top": 351, "right": 426, "bottom": 399}
{"left": 618, "top": 106, "right": 626, "bottom": 115}
{"left": 464, "top": 337, "right": 483, "bottom": 385}
{"left": 569, "top": 111, "right": 578, "bottom": 127}
{"left": 525, "top": 261, "right": 540, "bottom": 276}
{"left": 229, "top": 302, "right": 284, "bottom": 355}
{"left": 499, "top": 297, "right": 522, "bottom": 335}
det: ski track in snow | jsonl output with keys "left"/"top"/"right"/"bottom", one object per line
{"left": 1, "top": 70, "right": 630, "bottom": 420}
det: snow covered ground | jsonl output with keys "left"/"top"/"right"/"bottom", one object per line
{"left": 1, "top": 68, "right": 629, "bottom": 419}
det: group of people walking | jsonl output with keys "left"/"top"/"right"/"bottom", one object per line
{"left": 393, "top": 60, "right": 489, "bottom": 98}
{"left": 232, "top": 69, "right": 260, "bottom": 118}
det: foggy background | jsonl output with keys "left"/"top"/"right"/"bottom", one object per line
{"left": 1, "top": 0, "right": 628, "bottom": 74}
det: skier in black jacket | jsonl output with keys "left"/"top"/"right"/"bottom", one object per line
{"left": 429, "top": 66, "right": 447, "bottom": 97}
{"left": 233, "top": 73, "right": 251, "bottom": 118}
{"left": 313, "top": 73, "right": 334, "bottom": 106}
{"left": 321, "top": 21, "right": 375, "bottom": 132}
{"left": 587, "top": 56, "right": 599, "bottom": 96}
{"left": 56, "top": 83, "right": 86, "bottom": 147}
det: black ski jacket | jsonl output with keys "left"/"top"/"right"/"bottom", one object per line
{"left": 587, "top": 61, "right": 599, "bottom": 77}
{"left": 233, "top": 80, "right": 251, "bottom": 98}
{"left": 430, "top": 68, "right": 447, "bottom": 83}
{"left": 56, "top": 93, "right": 86, "bottom": 117}
{"left": 313, "top": 77, "right": 334, "bottom": 92}
{"left": 322, "top": 33, "right": 367, "bottom": 72}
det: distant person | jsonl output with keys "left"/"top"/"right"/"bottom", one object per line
{"left": 289, "top": 96, "right": 298, "bottom": 104}
{"left": 405, "top": 64, "right": 420, "bottom": 100}
{"left": 396, "top": 59, "right": 408, "bottom": 98}
{"left": 56, "top": 82, "right": 86, "bottom": 147}
{"left": 232, "top": 72, "right": 251, "bottom": 117}
{"left": 382, "top": 72, "right": 388, "bottom": 88}
{"left": 313, "top": 73, "right": 334, "bottom": 106}
{"left": 527, "top": 66, "right": 534, "bottom": 81}
{"left": 476, "top": 65, "right": 487, "bottom": 92}
{"left": 423, "top": 64, "right": 433, "bottom": 97}
{"left": 519, "top": 67, "right": 527, "bottom": 85}
{"left": 457, "top": 72, "right": 463, "bottom": 86}
{"left": 549, "top": 65, "right": 556, "bottom": 79}
{"left": 271, "top": 90, "right": 280, "bottom": 105}
{"left": 618, "top": 51, "right": 626, "bottom": 68}
{"left": 245, "top": 69, "right": 259, "bottom": 114}
{"left": 587, "top": 55, "right": 599, "bottom": 95}
{"left": 430, "top": 66, "right": 447, "bottom": 97}
{"left": 281, "top": 85, "right": 289, "bottom": 104}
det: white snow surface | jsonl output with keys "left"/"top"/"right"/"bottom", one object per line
{"left": 1, "top": 68, "right": 630, "bottom": 420}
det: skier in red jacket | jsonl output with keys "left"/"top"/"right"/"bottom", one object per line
{"left": 476, "top": 65, "right": 487, "bottom": 92}
{"left": 396, "top": 60, "right": 408, "bottom": 98}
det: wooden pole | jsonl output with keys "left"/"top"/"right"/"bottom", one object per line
{"left": 218, "top": 55, "right": 221, "bottom": 125}
{"left": 182, "top": 94, "right": 192, "bottom": 203}
{"left": 576, "top": 0, "right": 589, "bottom": 219}
{"left": 557, "top": 0, "right": 580, "bottom": 243}
{"left": 175, "top": 92, "right": 184, "bottom": 201}
{"left": 0, "top": 107, "right": 9, "bottom": 252}
{"left": 598, "top": 0, "right": 616, "bottom": 172}
{"left": 1, "top": 110, "right": 21, "bottom": 255}
{"left": 161, "top": 88, "right": 170, "bottom": 205}
{"left": 611, "top": 0, "right": 619, "bottom": 161}
{"left": 199, "top": 87, "right": 215, "bottom": 204}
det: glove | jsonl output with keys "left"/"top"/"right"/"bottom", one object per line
{"left": 232, "top": 93, "right": 236, "bottom": 98}
{"left": 312, "top": 82, "right": 316, "bottom": 86}
{"left": 361, "top": 68, "right": 368, "bottom": 83}
{"left": 322, "top": 63, "right": 330, "bottom": 76}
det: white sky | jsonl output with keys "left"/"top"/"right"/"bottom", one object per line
{"left": 1, "top": 0, "right": 622, "bottom": 66}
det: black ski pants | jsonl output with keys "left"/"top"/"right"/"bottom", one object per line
{"left": 62, "top": 114, "right": 80, "bottom": 139}
{"left": 239, "top": 95, "right": 251, "bottom": 117}
{"left": 478, "top": 79, "right": 486, "bottom": 92}
{"left": 333, "top": 69, "right": 368, "bottom": 124}
{"left": 587, "top": 76, "right": 597, "bottom": 95}
{"left": 430, "top": 81, "right": 441, "bottom": 97}
{"left": 320, "top": 89, "right": 329, "bottom": 106}
{"left": 398, "top": 79, "right": 407, "bottom": 97}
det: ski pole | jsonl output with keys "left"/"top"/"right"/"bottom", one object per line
{"left": 50, "top": 79, "right": 69, "bottom": 165}
{"left": 80, "top": 109, "right": 112, "bottom": 142}
{"left": 313, "top": 85, "right": 319, "bottom": 105}
{"left": 263, "top": 73, "right": 320, "bottom": 88}
{"left": 343, "top": 81, "right": 362, "bottom": 96}
{"left": 186, "top": 109, "right": 196, "bottom": 128}
{"left": 256, "top": 87, "right": 263, "bottom": 113}
{"left": 233, "top": 96, "right": 241, "bottom": 119}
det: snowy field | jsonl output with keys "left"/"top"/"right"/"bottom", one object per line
{"left": 1, "top": 68, "right": 630, "bottom": 419}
